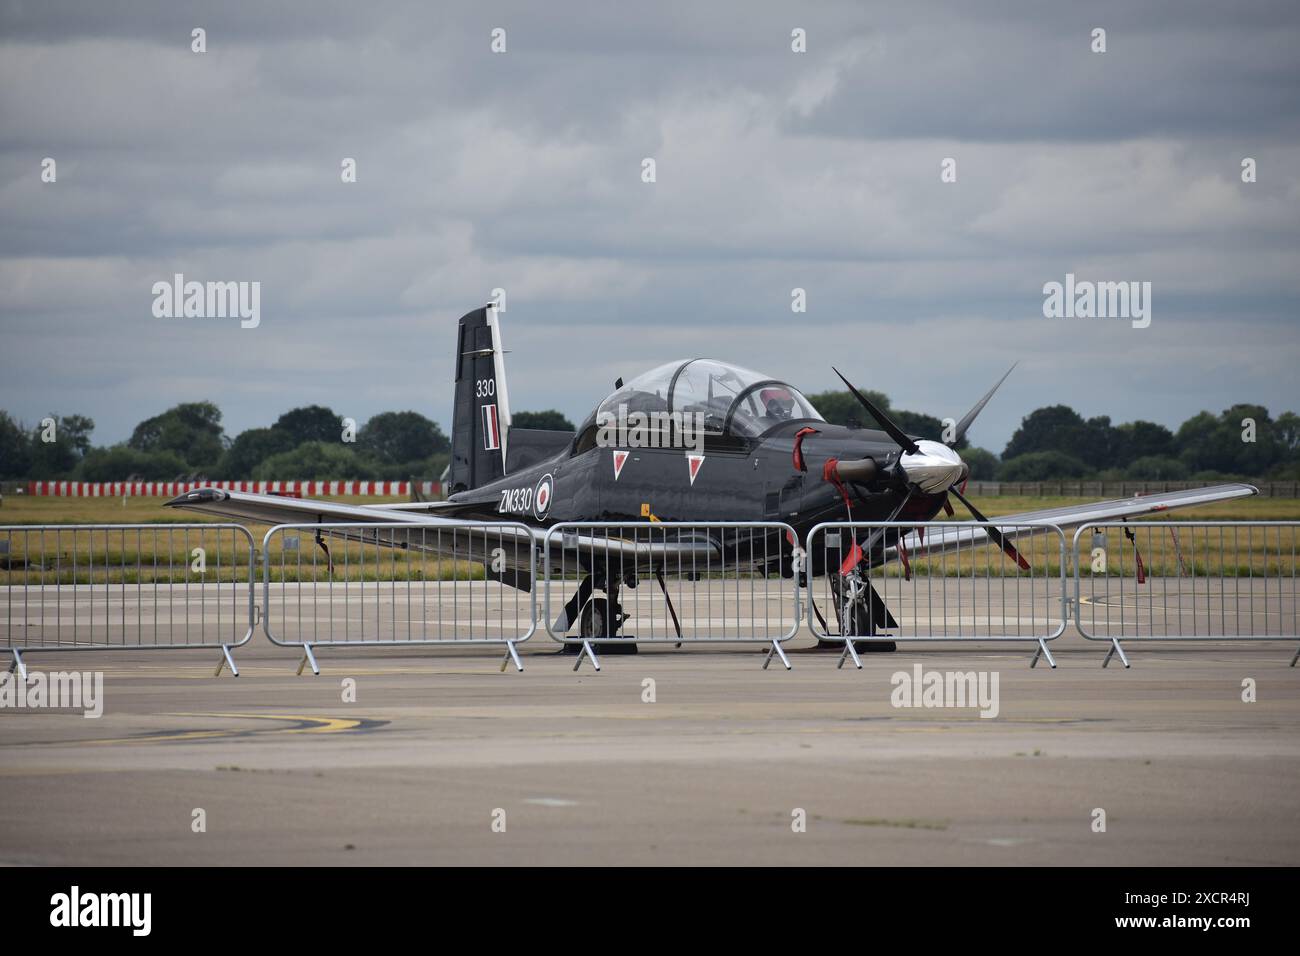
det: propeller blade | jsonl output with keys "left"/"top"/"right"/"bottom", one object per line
{"left": 950, "top": 363, "right": 1017, "bottom": 447}
{"left": 831, "top": 367, "right": 920, "bottom": 455}
{"left": 839, "top": 539, "right": 864, "bottom": 576}
{"left": 948, "top": 485, "right": 1031, "bottom": 571}
{"left": 840, "top": 490, "right": 913, "bottom": 575}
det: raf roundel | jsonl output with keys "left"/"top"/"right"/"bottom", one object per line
{"left": 533, "top": 473, "right": 554, "bottom": 520}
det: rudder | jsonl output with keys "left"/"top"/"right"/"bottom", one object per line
{"left": 449, "top": 304, "right": 511, "bottom": 493}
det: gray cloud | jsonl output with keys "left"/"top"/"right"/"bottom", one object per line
{"left": 1, "top": 0, "right": 1298, "bottom": 454}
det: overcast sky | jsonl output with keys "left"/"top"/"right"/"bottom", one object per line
{"left": 2, "top": 0, "right": 1298, "bottom": 455}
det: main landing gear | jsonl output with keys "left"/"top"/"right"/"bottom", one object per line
{"left": 555, "top": 565, "right": 691, "bottom": 666}
{"left": 557, "top": 571, "right": 639, "bottom": 657}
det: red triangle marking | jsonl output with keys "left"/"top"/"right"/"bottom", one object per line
{"left": 613, "top": 450, "right": 628, "bottom": 480}
{"left": 687, "top": 454, "right": 705, "bottom": 485}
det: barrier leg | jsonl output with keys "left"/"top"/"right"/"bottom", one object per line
{"left": 500, "top": 641, "right": 523, "bottom": 673}
{"left": 836, "top": 639, "right": 862, "bottom": 671}
{"left": 1102, "top": 638, "right": 1130, "bottom": 669}
{"left": 1290, "top": 644, "right": 1298, "bottom": 668}
{"left": 296, "top": 644, "right": 320, "bottom": 676}
{"left": 214, "top": 645, "right": 240, "bottom": 678}
{"left": 7, "top": 649, "right": 27, "bottom": 681}
{"left": 573, "top": 640, "right": 600, "bottom": 673}
{"left": 763, "top": 640, "right": 792, "bottom": 671}
{"left": 1030, "top": 638, "right": 1056, "bottom": 670}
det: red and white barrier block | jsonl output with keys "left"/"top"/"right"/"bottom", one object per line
{"left": 26, "top": 480, "right": 441, "bottom": 498}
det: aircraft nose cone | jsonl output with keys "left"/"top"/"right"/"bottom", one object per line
{"left": 899, "top": 439, "right": 964, "bottom": 494}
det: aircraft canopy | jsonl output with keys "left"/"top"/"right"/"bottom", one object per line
{"left": 596, "top": 359, "right": 824, "bottom": 438}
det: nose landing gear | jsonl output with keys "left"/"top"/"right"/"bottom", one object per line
{"left": 815, "top": 569, "right": 898, "bottom": 653}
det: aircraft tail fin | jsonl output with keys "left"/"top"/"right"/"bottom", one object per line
{"left": 448, "top": 304, "right": 511, "bottom": 494}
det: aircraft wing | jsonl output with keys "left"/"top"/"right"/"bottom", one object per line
{"left": 166, "top": 488, "right": 539, "bottom": 581}
{"left": 881, "top": 482, "right": 1259, "bottom": 563}
{"left": 165, "top": 487, "right": 465, "bottom": 528}
{"left": 165, "top": 488, "right": 719, "bottom": 573}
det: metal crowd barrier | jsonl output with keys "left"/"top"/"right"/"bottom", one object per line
{"left": 1, "top": 524, "right": 255, "bottom": 678}
{"left": 806, "top": 521, "right": 1069, "bottom": 669}
{"left": 261, "top": 522, "right": 537, "bottom": 674}
{"left": 6, "top": 518, "right": 1298, "bottom": 679}
{"left": 542, "top": 522, "right": 801, "bottom": 671}
{"left": 1073, "top": 521, "right": 1300, "bottom": 668}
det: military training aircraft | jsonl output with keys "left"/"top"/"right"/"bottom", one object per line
{"left": 168, "top": 305, "right": 1258, "bottom": 653}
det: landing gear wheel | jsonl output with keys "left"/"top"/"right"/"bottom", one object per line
{"left": 580, "top": 597, "right": 612, "bottom": 639}
{"left": 580, "top": 597, "right": 637, "bottom": 654}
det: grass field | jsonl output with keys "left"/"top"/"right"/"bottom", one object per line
{"left": 0, "top": 493, "right": 412, "bottom": 525}
{"left": 0, "top": 496, "right": 488, "bottom": 585}
{"left": 0, "top": 492, "right": 1295, "bottom": 584}
{"left": 972, "top": 495, "right": 1300, "bottom": 521}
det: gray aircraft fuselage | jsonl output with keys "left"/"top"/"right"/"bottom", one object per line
{"left": 443, "top": 417, "right": 946, "bottom": 575}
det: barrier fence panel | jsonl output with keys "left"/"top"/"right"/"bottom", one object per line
{"left": 262, "top": 522, "right": 537, "bottom": 674}
{"left": 542, "top": 522, "right": 802, "bottom": 672}
{"left": 1, "top": 524, "right": 255, "bottom": 678}
{"left": 1073, "top": 521, "right": 1300, "bottom": 668}
{"left": 806, "top": 521, "right": 1069, "bottom": 669}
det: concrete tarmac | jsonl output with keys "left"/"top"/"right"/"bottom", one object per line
{"left": 2, "top": 623, "right": 1298, "bottom": 865}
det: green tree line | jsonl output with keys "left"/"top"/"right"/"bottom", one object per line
{"left": 803, "top": 390, "right": 1300, "bottom": 482}
{"left": 0, "top": 403, "right": 452, "bottom": 481}
{"left": 2, "top": 394, "right": 1294, "bottom": 482}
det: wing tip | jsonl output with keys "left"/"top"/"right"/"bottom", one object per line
{"left": 1209, "top": 482, "right": 1260, "bottom": 498}
{"left": 164, "top": 487, "right": 228, "bottom": 508}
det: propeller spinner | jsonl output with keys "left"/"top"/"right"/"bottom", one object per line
{"left": 830, "top": 364, "right": 1028, "bottom": 571}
